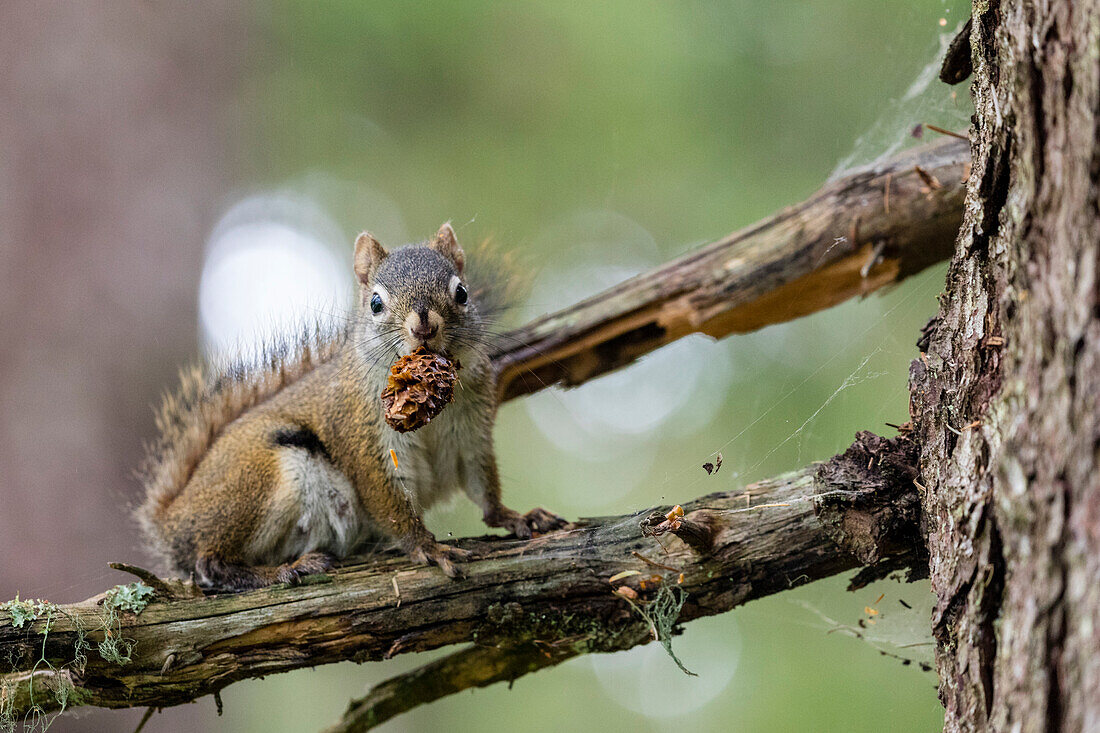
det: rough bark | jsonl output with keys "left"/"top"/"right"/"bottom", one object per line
{"left": 0, "top": 434, "right": 921, "bottom": 720}
{"left": 909, "top": 1, "right": 1100, "bottom": 730}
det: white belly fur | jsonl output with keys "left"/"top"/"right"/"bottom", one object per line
{"left": 250, "top": 450, "right": 364, "bottom": 564}
{"left": 251, "top": 380, "right": 485, "bottom": 563}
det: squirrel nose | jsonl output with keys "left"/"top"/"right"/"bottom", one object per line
{"left": 411, "top": 318, "right": 437, "bottom": 341}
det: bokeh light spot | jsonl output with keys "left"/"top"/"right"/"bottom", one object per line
{"left": 199, "top": 194, "right": 354, "bottom": 359}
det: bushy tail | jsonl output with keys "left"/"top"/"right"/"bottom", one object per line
{"left": 135, "top": 322, "right": 345, "bottom": 553}
{"left": 464, "top": 236, "right": 528, "bottom": 340}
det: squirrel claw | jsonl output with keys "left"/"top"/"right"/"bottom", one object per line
{"left": 411, "top": 542, "right": 472, "bottom": 579}
{"left": 488, "top": 506, "right": 568, "bottom": 539}
{"left": 275, "top": 551, "right": 337, "bottom": 586}
{"left": 524, "top": 507, "right": 568, "bottom": 534}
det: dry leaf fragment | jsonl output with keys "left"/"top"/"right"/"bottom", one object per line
{"left": 389, "top": 449, "right": 399, "bottom": 469}
{"left": 381, "top": 346, "right": 460, "bottom": 432}
{"left": 614, "top": 586, "right": 638, "bottom": 601}
{"left": 914, "top": 165, "right": 943, "bottom": 190}
{"left": 609, "top": 570, "right": 642, "bottom": 584}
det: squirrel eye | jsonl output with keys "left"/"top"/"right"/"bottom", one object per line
{"left": 454, "top": 283, "right": 468, "bottom": 305}
{"left": 370, "top": 293, "right": 384, "bottom": 314}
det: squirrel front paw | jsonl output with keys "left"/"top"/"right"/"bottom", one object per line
{"left": 486, "top": 506, "right": 569, "bottom": 539}
{"left": 409, "top": 541, "right": 472, "bottom": 579}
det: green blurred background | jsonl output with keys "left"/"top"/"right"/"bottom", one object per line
{"left": 1, "top": 1, "right": 972, "bottom": 731}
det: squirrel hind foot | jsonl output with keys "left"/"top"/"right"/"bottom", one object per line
{"left": 522, "top": 507, "right": 569, "bottom": 534}
{"left": 485, "top": 506, "right": 569, "bottom": 540}
{"left": 409, "top": 542, "right": 472, "bottom": 579}
{"left": 195, "top": 551, "right": 336, "bottom": 593}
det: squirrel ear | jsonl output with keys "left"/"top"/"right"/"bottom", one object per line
{"left": 353, "top": 232, "right": 387, "bottom": 284}
{"left": 430, "top": 222, "right": 465, "bottom": 274}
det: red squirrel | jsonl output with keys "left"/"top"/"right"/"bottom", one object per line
{"left": 137, "top": 223, "right": 565, "bottom": 590}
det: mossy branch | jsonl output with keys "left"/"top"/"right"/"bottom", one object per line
{"left": 0, "top": 433, "right": 922, "bottom": 725}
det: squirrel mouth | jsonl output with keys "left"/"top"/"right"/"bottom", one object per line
{"left": 397, "top": 336, "right": 448, "bottom": 359}
{"left": 402, "top": 310, "right": 445, "bottom": 354}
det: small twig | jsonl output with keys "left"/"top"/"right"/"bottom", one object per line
{"left": 132, "top": 706, "right": 156, "bottom": 733}
{"left": 109, "top": 561, "right": 200, "bottom": 601}
{"left": 108, "top": 562, "right": 175, "bottom": 599}
{"left": 631, "top": 551, "right": 680, "bottom": 572}
{"left": 924, "top": 124, "right": 968, "bottom": 141}
{"left": 786, "top": 573, "right": 810, "bottom": 588}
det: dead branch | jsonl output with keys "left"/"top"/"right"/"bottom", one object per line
{"left": 321, "top": 639, "right": 602, "bottom": 733}
{"left": 493, "top": 136, "right": 967, "bottom": 401}
{"left": 323, "top": 431, "right": 923, "bottom": 731}
{"left": 0, "top": 434, "right": 920, "bottom": 723}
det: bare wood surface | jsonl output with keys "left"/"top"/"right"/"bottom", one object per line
{"left": 493, "top": 136, "right": 968, "bottom": 401}
{"left": 0, "top": 434, "right": 919, "bottom": 720}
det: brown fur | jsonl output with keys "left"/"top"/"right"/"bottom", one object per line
{"left": 135, "top": 324, "right": 343, "bottom": 567}
{"left": 137, "top": 224, "right": 564, "bottom": 591}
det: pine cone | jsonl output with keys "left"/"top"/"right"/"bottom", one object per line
{"left": 381, "top": 346, "right": 460, "bottom": 432}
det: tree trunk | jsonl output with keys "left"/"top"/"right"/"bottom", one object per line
{"left": 911, "top": 1, "right": 1100, "bottom": 730}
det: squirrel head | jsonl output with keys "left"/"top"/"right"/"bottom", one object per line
{"left": 353, "top": 222, "right": 478, "bottom": 358}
